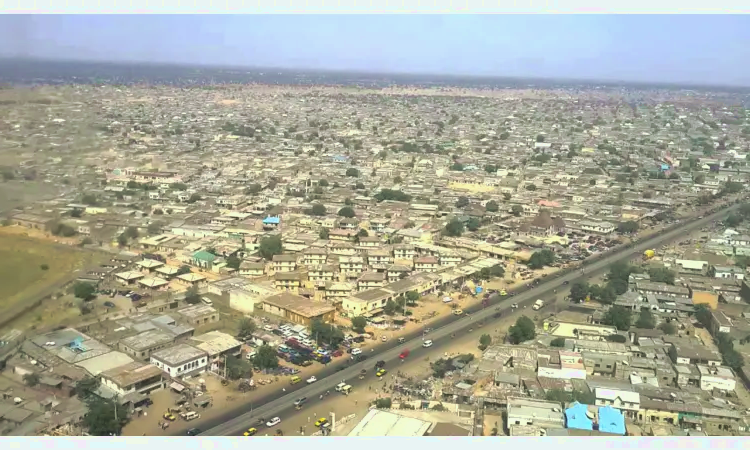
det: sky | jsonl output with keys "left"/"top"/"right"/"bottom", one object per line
{"left": 1, "top": 14, "right": 749, "bottom": 86}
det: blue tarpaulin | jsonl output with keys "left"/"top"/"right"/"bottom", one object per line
{"left": 598, "top": 406, "right": 626, "bottom": 435}
{"left": 475, "top": 286, "right": 483, "bottom": 295}
{"left": 565, "top": 402, "right": 593, "bottom": 431}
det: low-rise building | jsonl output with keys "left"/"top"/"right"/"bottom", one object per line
{"left": 150, "top": 344, "right": 208, "bottom": 378}
{"left": 100, "top": 361, "right": 164, "bottom": 397}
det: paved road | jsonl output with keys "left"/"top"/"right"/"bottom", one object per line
{"left": 195, "top": 201, "right": 741, "bottom": 436}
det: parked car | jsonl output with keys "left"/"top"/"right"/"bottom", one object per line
{"left": 266, "top": 417, "right": 281, "bottom": 427}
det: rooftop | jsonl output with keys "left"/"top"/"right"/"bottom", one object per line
{"left": 262, "top": 292, "right": 335, "bottom": 318}
{"left": 347, "top": 409, "right": 432, "bottom": 437}
{"left": 150, "top": 343, "right": 207, "bottom": 366}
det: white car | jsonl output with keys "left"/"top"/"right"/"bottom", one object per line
{"left": 351, "top": 348, "right": 362, "bottom": 356}
{"left": 306, "top": 376, "right": 317, "bottom": 384}
{"left": 266, "top": 417, "right": 281, "bottom": 427}
{"left": 422, "top": 340, "right": 433, "bottom": 348}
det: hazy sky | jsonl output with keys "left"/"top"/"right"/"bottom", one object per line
{"left": 1, "top": 15, "right": 749, "bottom": 86}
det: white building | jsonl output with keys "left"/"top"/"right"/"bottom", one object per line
{"left": 697, "top": 364, "right": 736, "bottom": 392}
{"left": 537, "top": 351, "right": 587, "bottom": 380}
{"left": 594, "top": 388, "right": 640, "bottom": 418}
{"left": 150, "top": 344, "right": 208, "bottom": 378}
{"left": 99, "top": 361, "right": 164, "bottom": 397}
{"left": 506, "top": 397, "right": 565, "bottom": 429}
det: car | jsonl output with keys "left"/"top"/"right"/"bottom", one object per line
{"left": 306, "top": 376, "right": 317, "bottom": 384}
{"left": 375, "top": 360, "right": 386, "bottom": 369}
{"left": 422, "top": 340, "right": 433, "bottom": 348}
{"left": 294, "top": 397, "right": 307, "bottom": 407}
{"left": 376, "top": 369, "right": 387, "bottom": 377}
{"left": 500, "top": 290, "right": 507, "bottom": 296}
{"left": 290, "top": 376, "right": 301, "bottom": 384}
{"left": 315, "top": 418, "right": 328, "bottom": 427}
{"left": 103, "top": 301, "right": 116, "bottom": 308}
{"left": 399, "top": 349, "right": 410, "bottom": 359}
{"left": 187, "top": 428, "right": 201, "bottom": 436}
{"left": 381, "top": 335, "right": 387, "bottom": 342}
{"left": 511, "top": 303, "right": 518, "bottom": 309}
{"left": 453, "top": 309, "right": 463, "bottom": 316}
{"left": 163, "top": 413, "right": 176, "bottom": 421}
{"left": 243, "top": 427, "right": 257, "bottom": 436}
{"left": 266, "top": 417, "right": 281, "bottom": 427}
{"left": 350, "top": 348, "right": 362, "bottom": 356}
{"left": 562, "top": 280, "right": 569, "bottom": 285}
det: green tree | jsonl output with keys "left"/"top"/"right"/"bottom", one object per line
{"left": 450, "top": 162, "right": 464, "bottom": 171}
{"left": 226, "top": 255, "right": 242, "bottom": 270}
{"left": 479, "top": 334, "right": 492, "bottom": 350}
{"left": 188, "top": 193, "right": 202, "bottom": 203}
{"left": 466, "top": 218, "right": 481, "bottom": 231}
{"left": 338, "top": 206, "right": 356, "bottom": 218}
{"left": 527, "top": 249, "right": 555, "bottom": 270}
{"left": 569, "top": 281, "right": 590, "bottom": 302}
{"left": 351, "top": 316, "right": 368, "bottom": 333}
{"left": 319, "top": 228, "right": 330, "bottom": 240}
{"left": 310, "top": 320, "right": 345, "bottom": 347}
{"left": 252, "top": 345, "right": 279, "bottom": 370}
{"left": 237, "top": 318, "right": 256, "bottom": 339}
{"left": 308, "top": 204, "right": 327, "bottom": 216}
{"left": 82, "top": 194, "right": 99, "bottom": 206}
{"left": 484, "top": 165, "right": 497, "bottom": 173}
{"left": 525, "top": 184, "right": 537, "bottom": 191}
{"left": 124, "top": 226, "right": 139, "bottom": 239}
{"left": 170, "top": 182, "right": 188, "bottom": 191}
{"left": 607, "top": 278, "right": 629, "bottom": 295}
{"left": 550, "top": 337, "right": 566, "bottom": 348}
{"left": 383, "top": 299, "right": 398, "bottom": 316}
{"left": 226, "top": 356, "right": 253, "bottom": 380}
{"left": 74, "top": 282, "right": 96, "bottom": 301}
{"left": 245, "top": 183, "right": 263, "bottom": 195}
{"left": 318, "top": 179, "right": 329, "bottom": 187}
{"left": 184, "top": 286, "right": 201, "bottom": 304}
{"left": 76, "top": 377, "right": 101, "bottom": 400}
{"left": 117, "top": 233, "right": 129, "bottom": 247}
{"left": 648, "top": 267, "right": 675, "bottom": 285}
{"left": 658, "top": 322, "right": 677, "bottom": 335}
{"left": 456, "top": 196, "right": 469, "bottom": 208}
{"left": 82, "top": 397, "right": 130, "bottom": 436}
{"left": 23, "top": 373, "right": 40, "bottom": 387}
{"left": 536, "top": 134, "right": 545, "bottom": 142}
{"left": 444, "top": 218, "right": 465, "bottom": 237}
{"left": 724, "top": 213, "right": 742, "bottom": 228}
{"left": 147, "top": 221, "right": 164, "bottom": 235}
{"left": 176, "top": 265, "right": 192, "bottom": 276}
{"left": 603, "top": 305, "right": 632, "bottom": 331}
{"left": 346, "top": 168, "right": 360, "bottom": 177}
{"left": 511, "top": 205, "right": 523, "bottom": 216}
{"left": 618, "top": 221, "right": 639, "bottom": 234}
{"left": 485, "top": 200, "right": 499, "bottom": 212}
{"left": 635, "top": 308, "right": 656, "bottom": 329}
{"left": 258, "top": 235, "right": 283, "bottom": 260}
{"left": 508, "top": 316, "right": 536, "bottom": 344}
{"left": 393, "top": 176, "right": 403, "bottom": 184}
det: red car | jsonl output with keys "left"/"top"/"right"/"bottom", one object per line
{"left": 399, "top": 349, "right": 410, "bottom": 359}
{"left": 332, "top": 349, "right": 343, "bottom": 357}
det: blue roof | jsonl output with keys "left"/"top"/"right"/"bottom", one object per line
{"left": 598, "top": 406, "right": 626, "bottom": 435}
{"left": 565, "top": 402, "right": 593, "bottom": 431}
{"left": 263, "top": 216, "right": 280, "bottom": 224}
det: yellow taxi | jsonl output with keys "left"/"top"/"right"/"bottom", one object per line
{"left": 315, "top": 418, "right": 328, "bottom": 427}
{"left": 290, "top": 375, "right": 301, "bottom": 384}
{"left": 163, "top": 412, "right": 176, "bottom": 421}
{"left": 452, "top": 309, "right": 463, "bottom": 316}
{"left": 243, "top": 428, "right": 257, "bottom": 436}
{"left": 376, "top": 369, "right": 387, "bottom": 377}
{"left": 500, "top": 289, "right": 507, "bottom": 296}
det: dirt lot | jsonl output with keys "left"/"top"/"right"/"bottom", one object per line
{"left": 0, "top": 230, "right": 104, "bottom": 334}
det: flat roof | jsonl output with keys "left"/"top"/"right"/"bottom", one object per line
{"left": 347, "top": 409, "right": 432, "bottom": 437}
{"left": 101, "top": 361, "right": 163, "bottom": 387}
{"left": 120, "top": 330, "right": 174, "bottom": 352}
{"left": 263, "top": 292, "right": 335, "bottom": 318}
{"left": 75, "top": 351, "right": 134, "bottom": 376}
{"left": 151, "top": 343, "right": 207, "bottom": 366}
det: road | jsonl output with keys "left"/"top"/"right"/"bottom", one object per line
{"left": 195, "top": 201, "right": 741, "bottom": 436}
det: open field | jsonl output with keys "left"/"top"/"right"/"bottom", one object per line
{"left": 0, "top": 231, "right": 103, "bottom": 333}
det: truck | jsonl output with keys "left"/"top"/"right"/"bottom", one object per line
{"left": 532, "top": 299, "right": 544, "bottom": 311}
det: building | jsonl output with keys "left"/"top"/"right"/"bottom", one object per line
{"left": 150, "top": 344, "right": 208, "bottom": 378}
{"left": 414, "top": 256, "right": 440, "bottom": 272}
{"left": 189, "top": 331, "right": 242, "bottom": 359}
{"left": 99, "top": 361, "right": 164, "bottom": 397}
{"left": 272, "top": 254, "right": 298, "bottom": 273}
{"left": 594, "top": 388, "right": 640, "bottom": 419}
{"left": 537, "top": 350, "right": 587, "bottom": 380}
{"left": 176, "top": 304, "right": 220, "bottom": 326}
{"left": 347, "top": 409, "right": 432, "bottom": 437}
{"left": 261, "top": 292, "right": 336, "bottom": 327}
{"left": 506, "top": 397, "right": 565, "bottom": 430}
{"left": 119, "top": 330, "right": 177, "bottom": 360}
{"left": 696, "top": 364, "right": 736, "bottom": 392}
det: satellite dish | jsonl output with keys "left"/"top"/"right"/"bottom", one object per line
{"left": 586, "top": 411, "right": 595, "bottom": 419}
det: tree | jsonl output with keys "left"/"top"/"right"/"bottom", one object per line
{"left": 635, "top": 308, "right": 656, "bottom": 329}
{"left": 252, "top": 345, "right": 279, "bottom": 370}
{"left": 658, "top": 322, "right": 677, "bottom": 335}
{"left": 310, "top": 320, "right": 345, "bottom": 347}
{"left": 393, "top": 176, "right": 403, "bottom": 184}
{"left": 589, "top": 179, "right": 597, "bottom": 186}
{"left": 346, "top": 168, "right": 360, "bottom": 177}
{"left": 508, "top": 316, "right": 536, "bottom": 344}
{"left": 606, "top": 334, "right": 627, "bottom": 343}
{"left": 485, "top": 200, "right": 498, "bottom": 212}
{"left": 176, "top": 265, "right": 192, "bottom": 276}
{"left": 308, "top": 204, "right": 327, "bottom": 216}
{"left": 536, "top": 134, "right": 545, "bottom": 142}
{"left": 545, "top": 389, "right": 595, "bottom": 405}
{"left": 405, "top": 291, "right": 420, "bottom": 305}
{"left": 23, "top": 373, "right": 40, "bottom": 387}
{"left": 456, "top": 196, "right": 469, "bottom": 208}
{"left": 527, "top": 249, "right": 555, "bottom": 270}
{"left": 550, "top": 337, "right": 566, "bottom": 348}
{"left": 258, "top": 235, "right": 283, "bottom": 260}
{"left": 185, "top": 286, "right": 201, "bottom": 304}
{"left": 76, "top": 377, "right": 101, "bottom": 400}
{"left": 82, "top": 396, "right": 129, "bottom": 436}
{"left": 237, "top": 318, "right": 256, "bottom": 339}
{"left": 511, "top": 205, "right": 523, "bottom": 216}
{"left": 444, "top": 218, "right": 465, "bottom": 237}
{"left": 188, "top": 193, "right": 202, "bottom": 203}
{"left": 466, "top": 217, "right": 481, "bottom": 231}
{"left": 485, "top": 164, "right": 497, "bottom": 173}
{"left": 124, "top": 226, "right": 139, "bottom": 239}
{"left": 226, "top": 356, "right": 253, "bottom": 380}
{"left": 569, "top": 281, "right": 590, "bottom": 302}
{"left": 49, "top": 222, "right": 77, "bottom": 237}
{"left": 723, "top": 349, "right": 745, "bottom": 370}
{"left": 384, "top": 299, "right": 398, "bottom": 316}
{"left": 318, "top": 179, "right": 329, "bottom": 187}
{"left": 319, "top": 228, "right": 329, "bottom": 239}
{"left": 648, "top": 267, "right": 675, "bottom": 285}
{"left": 82, "top": 194, "right": 99, "bottom": 206}
{"left": 603, "top": 306, "right": 632, "bottom": 331}
{"left": 373, "top": 189, "right": 411, "bottom": 202}
{"left": 525, "top": 184, "right": 537, "bottom": 191}
{"left": 170, "top": 182, "right": 188, "bottom": 191}
{"left": 607, "top": 278, "right": 629, "bottom": 295}
{"left": 724, "top": 213, "right": 742, "bottom": 228}
{"left": 147, "top": 221, "right": 164, "bottom": 234}
{"left": 224, "top": 255, "right": 241, "bottom": 270}
{"left": 74, "top": 282, "right": 96, "bottom": 301}
{"left": 479, "top": 334, "right": 492, "bottom": 350}
{"left": 338, "top": 206, "right": 356, "bottom": 218}
{"left": 351, "top": 316, "right": 368, "bottom": 333}
{"left": 618, "top": 221, "right": 639, "bottom": 234}
{"left": 450, "top": 162, "right": 464, "bottom": 171}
